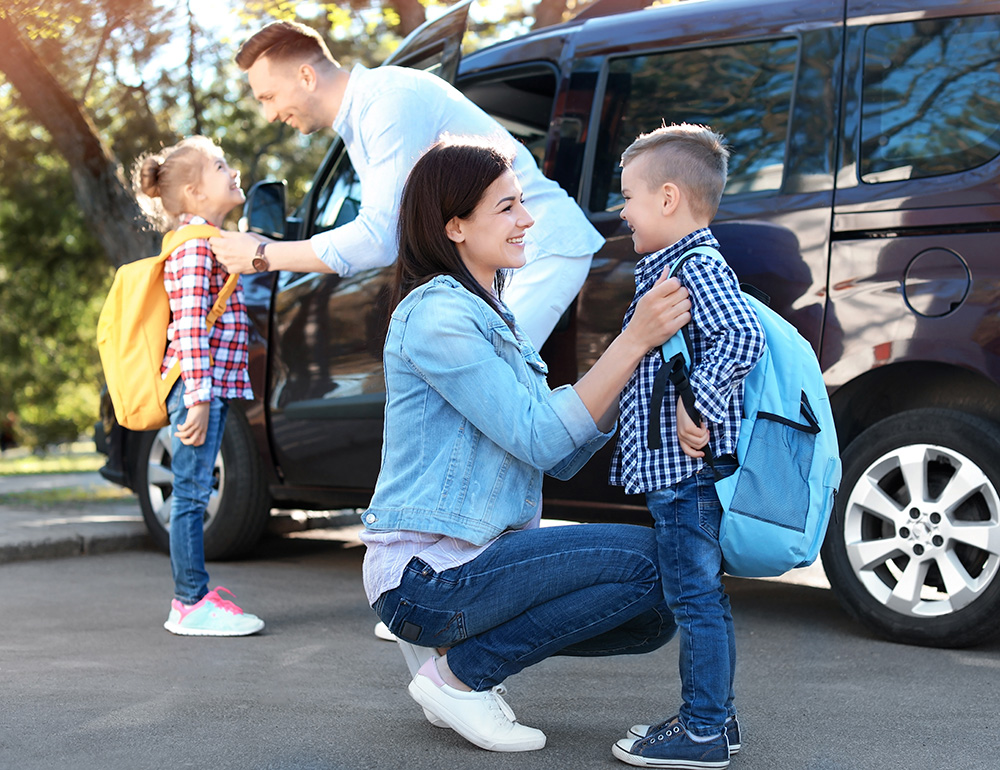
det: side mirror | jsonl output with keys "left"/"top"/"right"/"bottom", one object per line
{"left": 240, "top": 180, "right": 287, "bottom": 239}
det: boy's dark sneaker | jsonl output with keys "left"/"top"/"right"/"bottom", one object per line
{"left": 612, "top": 718, "right": 729, "bottom": 769}
{"left": 628, "top": 714, "right": 741, "bottom": 754}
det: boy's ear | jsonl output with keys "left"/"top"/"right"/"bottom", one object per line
{"left": 660, "top": 182, "right": 681, "bottom": 217}
{"left": 445, "top": 216, "right": 466, "bottom": 244}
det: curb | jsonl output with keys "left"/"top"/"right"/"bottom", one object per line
{"left": 0, "top": 528, "right": 154, "bottom": 566}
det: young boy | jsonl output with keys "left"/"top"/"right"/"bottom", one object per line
{"left": 609, "top": 124, "right": 765, "bottom": 768}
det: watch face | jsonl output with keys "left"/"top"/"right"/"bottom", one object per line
{"left": 252, "top": 256, "right": 267, "bottom": 272}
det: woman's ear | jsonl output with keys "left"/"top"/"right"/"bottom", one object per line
{"left": 444, "top": 216, "right": 466, "bottom": 244}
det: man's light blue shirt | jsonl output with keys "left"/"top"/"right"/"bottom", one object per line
{"left": 311, "top": 64, "right": 604, "bottom": 276}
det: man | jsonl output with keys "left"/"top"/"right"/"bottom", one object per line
{"left": 211, "top": 20, "right": 603, "bottom": 349}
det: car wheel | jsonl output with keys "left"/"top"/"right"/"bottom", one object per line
{"left": 821, "top": 408, "right": 1000, "bottom": 648}
{"left": 134, "top": 409, "right": 271, "bottom": 560}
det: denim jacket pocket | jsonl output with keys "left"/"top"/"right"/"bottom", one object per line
{"left": 491, "top": 321, "right": 548, "bottom": 380}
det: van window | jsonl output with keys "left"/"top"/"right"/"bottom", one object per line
{"left": 312, "top": 149, "right": 363, "bottom": 234}
{"left": 861, "top": 14, "right": 1000, "bottom": 183}
{"left": 460, "top": 66, "right": 558, "bottom": 169}
{"left": 590, "top": 39, "right": 798, "bottom": 213}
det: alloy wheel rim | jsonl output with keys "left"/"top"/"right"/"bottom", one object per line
{"left": 843, "top": 442, "right": 1000, "bottom": 618}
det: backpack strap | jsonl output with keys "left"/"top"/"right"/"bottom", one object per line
{"left": 646, "top": 247, "right": 724, "bottom": 472}
{"left": 160, "top": 224, "right": 239, "bottom": 330}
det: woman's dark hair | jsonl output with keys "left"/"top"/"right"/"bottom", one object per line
{"left": 392, "top": 137, "right": 516, "bottom": 325}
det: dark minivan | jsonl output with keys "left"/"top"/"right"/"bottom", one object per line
{"left": 100, "top": 0, "right": 1000, "bottom": 648}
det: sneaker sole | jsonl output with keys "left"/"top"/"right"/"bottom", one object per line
{"left": 611, "top": 742, "right": 729, "bottom": 769}
{"left": 408, "top": 676, "right": 545, "bottom": 752}
{"left": 163, "top": 619, "right": 264, "bottom": 637}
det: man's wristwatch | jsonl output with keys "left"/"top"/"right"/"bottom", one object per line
{"left": 252, "top": 242, "right": 270, "bottom": 273}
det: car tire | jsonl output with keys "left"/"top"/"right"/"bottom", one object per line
{"left": 134, "top": 409, "right": 271, "bottom": 560}
{"left": 821, "top": 408, "right": 1000, "bottom": 648}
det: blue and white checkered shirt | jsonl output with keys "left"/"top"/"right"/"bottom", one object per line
{"left": 609, "top": 229, "right": 765, "bottom": 495}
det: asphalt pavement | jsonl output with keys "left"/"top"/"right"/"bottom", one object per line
{"left": 4, "top": 473, "right": 998, "bottom": 770}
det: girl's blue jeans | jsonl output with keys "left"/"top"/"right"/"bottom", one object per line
{"left": 165, "top": 380, "right": 228, "bottom": 605}
{"left": 374, "top": 522, "right": 677, "bottom": 691}
{"left": 646, "top": 459, "right": 739, "bottom": 738}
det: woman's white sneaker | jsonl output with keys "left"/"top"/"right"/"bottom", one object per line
{"left": 407, "top": 659, "right": 545, "bottom": 752}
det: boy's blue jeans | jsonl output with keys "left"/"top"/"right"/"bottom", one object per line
{"left": 647, "top": 459, "right": 738, "bottom": 738}
{"left": 166, "top": 380, "right": 228, "bottom": 605}
{"left": 374, "top": 523, "right": 677, "bottom": 691}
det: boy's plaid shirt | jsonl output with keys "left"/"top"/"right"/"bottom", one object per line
{"left": 161, "top": 214, "right": 253, "bottom": 408}
{"left": 609, "top": 228, "right": 765, "bottom": 495}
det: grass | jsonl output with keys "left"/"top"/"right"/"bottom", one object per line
{"left": 0, "top": 441, "right": 106, "bottom": 476}
{"left": 0, "top": 440, "right": 134, "bottom": 506}
{"left": 0, "top": 486, "right": 136, "bottom": 506}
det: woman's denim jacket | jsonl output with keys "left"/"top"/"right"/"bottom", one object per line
{"left": 363, "top": 276, "right": 613, "bottom": 546}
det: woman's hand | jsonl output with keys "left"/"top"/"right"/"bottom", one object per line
{"left": 624, "top": 272, "right": 691, "bottom": 353}
{"left": 573, "top": 271, "right": 691, "bottom": 425}
{"left": 676, "top": 395, "right": 710, "bottom": 458}
{"left": 176, "top": 402, "right": 210, "bottom": 447}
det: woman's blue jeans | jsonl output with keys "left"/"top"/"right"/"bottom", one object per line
{"left": 166, "top": 380, "right": 228, "bottom": 605}
{"left": 374, "top": 522, "right": 677, "bottom": 691}
{"left": 646, "top": 460, "right": 738, "bottom": 738}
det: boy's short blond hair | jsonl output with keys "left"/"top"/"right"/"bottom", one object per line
{"left": 621, "top": 124, "right": 729, "bottom": 221}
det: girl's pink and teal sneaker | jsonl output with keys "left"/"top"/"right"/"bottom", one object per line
{"left": 163, "top": 586, "right": 264, "bottom": 637}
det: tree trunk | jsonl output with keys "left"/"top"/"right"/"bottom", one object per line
{"left": 0, "top": 16, "right": 159, "bottom": 267}
{"left": 389, "top": 0, "right": 426, "bottom": 38}
{"left": 533, "top": 0, "right": 570, "bottom": 29}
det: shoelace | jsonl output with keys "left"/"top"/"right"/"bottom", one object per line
{"left": 480, "top": 689, "right": 518, "bottom": 727}
{"left": 491, "top": 688, "right": 517, "bottom": 723}
{"left": 206, "top": 586, "right": 244, "bottom": 615}
{"left": 643, "top": 723, "right": 683, "bottom": 745}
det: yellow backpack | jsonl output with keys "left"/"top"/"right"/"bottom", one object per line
{"left": 97, "top": 224, "right": 238, "bottom": 431}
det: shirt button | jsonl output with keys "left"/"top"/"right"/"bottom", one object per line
{"left": 365, "top": 513, "right": 376, "bottom": 524}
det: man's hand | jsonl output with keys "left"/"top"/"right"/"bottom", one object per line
{"left": 209, "top": 231, "right": 267, "bottom": 274}
{"left": 676, "top": 395, "right": 710, "bottom": 458}
{"left": 176, "top": 402, "right": 210, "bottom": 447}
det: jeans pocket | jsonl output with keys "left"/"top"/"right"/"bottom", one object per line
{"left": 388, "top": 599, "right": 467, "bottom": 647}
{"left": 697, "top": 464, "right": 732, "bottom": 540}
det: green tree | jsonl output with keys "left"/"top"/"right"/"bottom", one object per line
{"left": 0, "top": 0, "right": 595, "bottom": 447}
{"left": 0, "top": 0, "right": 325, "bottom": 446}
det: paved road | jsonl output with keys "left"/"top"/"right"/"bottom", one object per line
{"left": 3, "top": 530, "right": 997, "bottom": 770}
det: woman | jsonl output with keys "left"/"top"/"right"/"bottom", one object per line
{"left": 361, "top": 138, "right": 691, "bottom": 753}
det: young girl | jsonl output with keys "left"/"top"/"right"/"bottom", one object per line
{"left": 362, "top": 138, "right": 692, "bottom": 753}
{"left": 134, "top": 136, "right": 263, "bottom": 637}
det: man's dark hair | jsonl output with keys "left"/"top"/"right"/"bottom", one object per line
{"left": 236, "top": 21, "right": 334, "bottom": 71}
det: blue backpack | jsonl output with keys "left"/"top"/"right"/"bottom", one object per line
{"left": 653, "top": 246, "right": 841, "bottom": 577}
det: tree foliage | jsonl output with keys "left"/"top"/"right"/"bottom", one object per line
{"left": 0, "top": 0, "right": 589, "bottom": 447}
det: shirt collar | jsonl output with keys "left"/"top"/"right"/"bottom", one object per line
{"left": 178, "top": 213, "right": 211, "bottom": 227}
{"left": 635, "top": 227, "right": 717, "bottom": 288}
{"left": 332, "top": 63, "right": 369, "bottom": 135}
